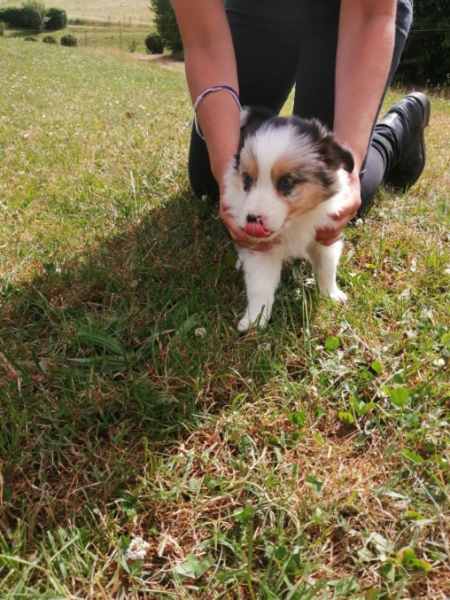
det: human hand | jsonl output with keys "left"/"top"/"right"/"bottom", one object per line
{"left": 315, "top": 171, "right": 361, "bottom": 246}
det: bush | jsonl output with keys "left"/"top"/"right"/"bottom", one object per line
{"left": 60, "top": 33, "right": 77, "bottom": 47}
{"left": 21, "top": 1, "right": 46, "bottom": 30}
{"left": 0, "top": 21, "right": 5, "bottom": 36}
{"left": 145, "top": 32, "right": 163, "bottom": 54}
{"left": 0, "top": 2, "right": 45, "bottom": 30}
{"left": 45, "top": 7, "right": 67, "bottom": 31}
{"left": 0, "top": 8, "right": 21, "bottom": 28}
{"left": 150, "top": 0, "right": 182, "bottom": 54}
{"left": 42, "top": 34, "right": 57, "bottom": 43}
{"left": 396, "top": 0, "right": 450, "bottom": 85}
{"left": 0, "top": 3, "right": 68, "bottom": 32}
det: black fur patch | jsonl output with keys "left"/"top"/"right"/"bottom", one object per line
{"left": 239, "top": 106, "right": 276, "bottom": 151}
{"left": 288, "top": 116, "right": 354, "bottom": 173}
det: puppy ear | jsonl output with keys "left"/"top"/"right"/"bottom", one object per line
{"left": 320, "top": 135, "right": 355, "bottom": 173}
{"left": 240, "top": 107, "right": 251, "bottom": 128}
{"left": 332, "top": 142, "right": 355, "bottom": 173}
{"left": 240, "top": 106, "right": 275, "bottom": 134}
{"left": 238, "top": 105, "right": 276, "bottom": 154}
{"left": 303, "top": 119, "right": 355, "bottom": 173}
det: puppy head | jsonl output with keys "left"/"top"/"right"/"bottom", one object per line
{"left": 224, "top": 109, "right": 354, "bottom": 240}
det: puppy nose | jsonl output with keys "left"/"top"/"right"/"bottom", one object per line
{"left": 246, "top": 213, "right": 259, "bottom": 223}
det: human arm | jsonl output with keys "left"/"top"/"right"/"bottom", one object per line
{"left": 171, "top": 0, "right": 239, "bottom": 183}
{"left": 318, "top": 0, "right": 396, "bottom": 244}
{"left": 172, "top": 0, "right": 264, "bottom": 246}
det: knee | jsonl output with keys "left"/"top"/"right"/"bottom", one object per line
{"left": 188, "top": 160, "right": 219, "bottom": 200}
{"left": 188, "top": 128, "right": 220, "bottom": 200}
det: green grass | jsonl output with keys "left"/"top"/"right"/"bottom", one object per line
{"left": 3, "top": 23, "right": 151, "bottom": 54}
{"left": 25, "top": 24, "right": 150, "bottom": 53}
{"left": 0, "top": 38, "right": 449, "bottom": 599}
{"left": 0, "top": 0, "right": 152, "bottom": 52}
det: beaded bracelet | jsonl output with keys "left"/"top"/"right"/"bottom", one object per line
{"left": 193, "top": 84, "right": 241, "bottom": 140}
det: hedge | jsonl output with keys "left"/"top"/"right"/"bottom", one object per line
{"left": 0, "top": 5, "right": 44, "bottom": 30}
{"left": 0, "top": 2, "right": 67, "bottom": 31}
{"left": 45, "top": 7, "right": 67, "bottom": 31}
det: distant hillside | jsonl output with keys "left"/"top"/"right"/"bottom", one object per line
{"left": 0, "top": 0, "right": 151, "bottom": 24}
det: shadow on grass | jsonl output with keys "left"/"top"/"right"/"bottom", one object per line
{"left": 0, "top": 191, "right": 318, "bottom": 539}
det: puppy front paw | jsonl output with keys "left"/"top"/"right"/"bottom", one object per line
{"left": 237, "top": 308, "right": 271, "bottom": 332}
{"left": 237, "top": 314, "right": 251, "bottom": 332}
{"left": 328, "top": 288, "right": 348, "bottom": 304}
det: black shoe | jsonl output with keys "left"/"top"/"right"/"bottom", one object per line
{"left": 375, "top": 92, "right": 431, "bottom": 191}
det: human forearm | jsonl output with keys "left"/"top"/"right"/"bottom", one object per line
{"left": 172, "top": 0, "right": 240, "bottom": 184}
{"left": 186, "top": 49, "right": 240, "bottom": 183}
{"left": 334, "top": 0, "right": 396, "bottom": 171}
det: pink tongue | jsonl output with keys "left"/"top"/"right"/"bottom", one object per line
{"left": 244, "top": 222, "right": 271, "bottom": 238}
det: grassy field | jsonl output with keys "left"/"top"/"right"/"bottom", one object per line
{"left": 0, "top": 38, "right": 449, "bottom": 599}
{"left": 6, "top": 24, "right": 151, "bottom": 53}
{"left": 0, "top": 0, "right": 154, "bottom": 53}
{"left": 65, "top": 24, "right": 149, "bottom": 52}
{"left": 0, "top": 0, "right": 151, "bottom": 24}
{"left": 0, "top": 0, "right": 152, "bottom": 53}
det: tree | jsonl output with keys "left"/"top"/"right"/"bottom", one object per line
{"left": 150, "top": 0, "right": 182, "bottom": 55}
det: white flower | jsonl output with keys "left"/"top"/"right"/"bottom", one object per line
{"left": 258, "top": 342, "right": 271, "bottom": 351}
{"left": 420, "top": 308, "right": 433, "bottom": 321}
{"left": 194, "top": 327, "right": 207, "bottom": 338}
{"left": 433, "top": 358, "right": 445, "bottom": 368}
{"left": 399, "top": 288, "right": 411, "bottom": 300}
{"left": 126, "top": 536, "right": 150, "bottom": 561}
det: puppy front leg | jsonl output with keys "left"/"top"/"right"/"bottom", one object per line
{"left": 307, "top": 240, "right": 347, "bottom": 303}
{"left": 238, "top": 250, "right": 283, "bottom": 332}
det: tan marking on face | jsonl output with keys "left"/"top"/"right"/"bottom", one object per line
{"left": 271, "top": 156, "right": 306, "bottom": 183}
{"left": 287, "top": 182, "right": 328, "bottom": 217}
{"left": 270, "top": 155, "right": 328, "bottom": 216}
{"left": 240, "top": 147, "right": 259, "bottom": 183}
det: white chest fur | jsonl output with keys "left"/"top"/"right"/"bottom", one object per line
{"left": 236, "top": 172, "right": 349, "bottom": 331}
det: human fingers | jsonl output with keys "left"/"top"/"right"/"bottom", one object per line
{"left": 316, "top": 180, "right": 361, "bottom": 245}
{"left": 329, "top": 201, "right": 359, "bottom": 222}
{"left": 315, "top": 226, "right": 343, "bottom": 247}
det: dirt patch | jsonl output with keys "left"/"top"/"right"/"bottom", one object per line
{"left": 133, "top": 52, "right": 184, "bottom": 72}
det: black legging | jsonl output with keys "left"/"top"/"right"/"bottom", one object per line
{"left": 188, "top": 0, "right": 414, "bottom": 215}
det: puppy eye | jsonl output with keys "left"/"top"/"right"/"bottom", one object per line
{"left": 242, "top": 172, "right": 253, "bottom": 192}
{"left": 277, "top": 175, "right": 295, "bottom": 196}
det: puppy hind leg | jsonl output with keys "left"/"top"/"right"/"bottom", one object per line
{"left": 307, "top": 240, "right": 347, "bottom": 303}
{"left": 238, "top": 251, "right": 283, "bottom": 331}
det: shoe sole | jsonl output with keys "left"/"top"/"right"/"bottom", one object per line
{"left": 395, "top": 92, "right": 431, "bottom": 191}
{"left": 408, "top": 91, "right": 431, "bottom": 128}
{"left": 406, "top": 92, "right": 431, "bottom": 190}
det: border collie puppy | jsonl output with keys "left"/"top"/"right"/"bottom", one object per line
{"left": 224, "top": 107, "right": 354, "bottom": 332}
